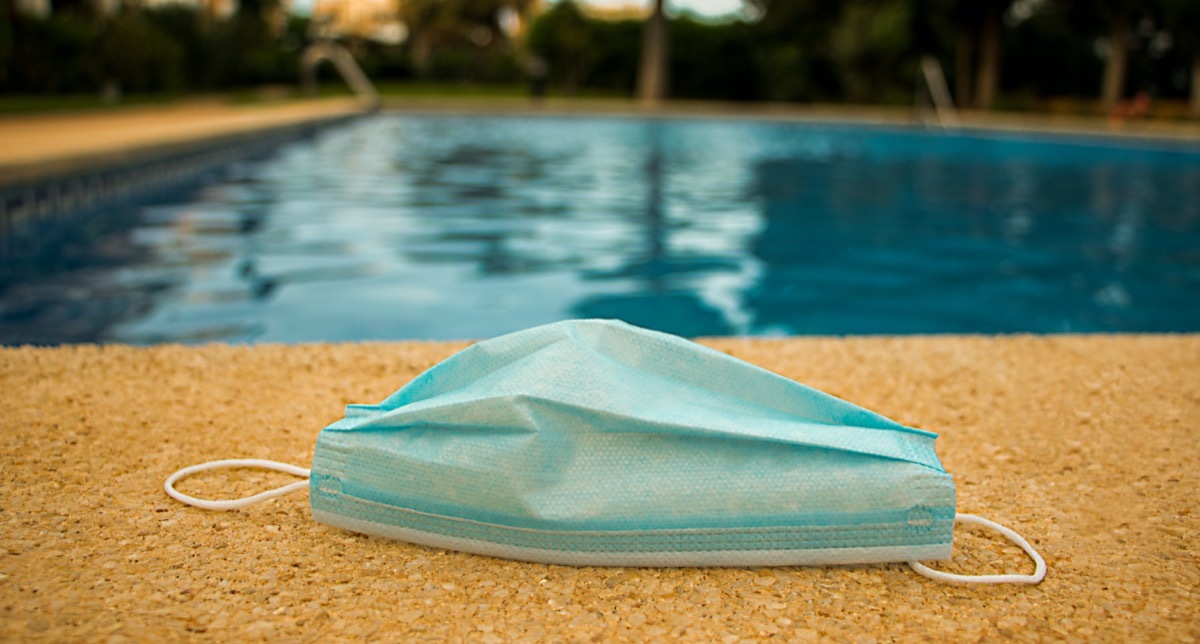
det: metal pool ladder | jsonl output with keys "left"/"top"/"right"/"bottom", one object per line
{"left": 916, "top": 56, "right": 959, "bottom": 130}
{"left": 301, "top": 40, "right": 380, "bottom": 111}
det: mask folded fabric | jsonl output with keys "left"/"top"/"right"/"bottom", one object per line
{"left": 165, "top": 319, "right": 1045, "bottom": 584}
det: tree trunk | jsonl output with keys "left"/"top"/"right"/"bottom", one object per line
{"left": 412, "top": 33, "right": 433, "bottom": 77}
{"left": 637, "top": 0, "right": 669, "bottom": 104}
{"left": 972, "top": 7, "right": 1000, "bottom": 110}
{"left": 1190, "top": 51, "right": 1200, "bottom": 119}
{"left": 955, "top": 26, "right": 973, "bottom": 109}
{"left": 1101, "top": 13, "right": 1130, "bottom": 111}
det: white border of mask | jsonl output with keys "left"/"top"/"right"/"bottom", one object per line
{"left": 312, "top": 508, "right": 952, "bottom": 568}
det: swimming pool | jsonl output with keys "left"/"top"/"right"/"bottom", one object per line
{"left": 2, "top": 113, "right": 1198, "bottom": 344}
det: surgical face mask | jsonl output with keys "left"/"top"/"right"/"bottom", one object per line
{"left": 165, "top": 319, "right": 1045, "bottom": 585}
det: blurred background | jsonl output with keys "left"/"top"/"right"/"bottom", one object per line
{"left": 2, "top": 0, "right": 1199, "bottom": 117}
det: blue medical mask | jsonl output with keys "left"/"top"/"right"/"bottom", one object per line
{"left": 166, "top": 319, "right": 1045, "bottom": 584}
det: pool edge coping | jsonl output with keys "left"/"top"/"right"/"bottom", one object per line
{"left": 0, "top": 106, "right": 369, "bottom": 191}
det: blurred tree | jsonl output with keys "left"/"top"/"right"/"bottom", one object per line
{"left": 2, "top": 0, "right": 1195, "bottom": 112}
{"left": 399, "top": 0, "right": 533, "bottom": 78}
{"left": 829, "top": 0, "right": 914, "bottom": 103}
{"left": 201, "top": 0, "right": 293, "bottom": 86}
{"left": 973, "top": 0, "right": 1009, "bottom": 109}
{"left": 0, "top": 0, "right": 18, "bottom": 88}
{"left": 238, "top": 0, "right": 277, "bottom": 26}
{"left": 1093, "top": 0, "right": 1139, "bottom": 110}
{"left": 2, "top": 10, "right": 97, "bottom": 91}
{"left": 749, "top": 0, "right": 841, "bottom": 101}
{"left": 530, "top": 8, "right": 759, "bottom": 100}
{"left": 527, "top": 0, "right": 595, "bottom": 92}
{"left": 1002, "top": 1, "right": 1102, "bottom": 100}
{"left": 1162, "top": 0, "right": 1200, "bottom": 116}
{"left": 928, "top": 0, "right": 1011, "bottom": 109}
{"left": 637, "top": 0, "right": 667, "bottom": 102}
{"left": 49, "top": 0, "right": 94, "bottom": 19}
{"left": 144, "top": 5, "right": 206, "bottom": 87}
{"left": 1059, "top": 0, "right": 1174, "bottom": 111}
{"left": 400, "top": 0, "right": 452, "bottom": 73}
{"left": 669, "top": 15, "right": 757, "bottom": 100}
{"left": 98, "top": 11, "right": 183, "bottom": 92}
{"left": 579, "top": 16, "right": 642, "bottom": 92}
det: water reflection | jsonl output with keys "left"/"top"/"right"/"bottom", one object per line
{"left": 574, "top": 123, "right": 734, "bottom": 336}
{"left": 1, "top": 114, "right": 1198, "bottom": 344}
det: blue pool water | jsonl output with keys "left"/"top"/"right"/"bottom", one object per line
{"left": 2, "top": 114, "right": 1199, "bottom": 344}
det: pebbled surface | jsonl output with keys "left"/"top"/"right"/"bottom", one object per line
{"left": 1, "top": 334, "right": 1197, "bottom": 642}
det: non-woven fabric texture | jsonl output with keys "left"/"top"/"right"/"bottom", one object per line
{"left": 309, "top": 319, "right": 956, "bottom": 566}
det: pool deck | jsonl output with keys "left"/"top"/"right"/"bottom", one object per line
{"left": 0, "top": 98, "right": 366, "bottom": 187}
{"left": 2, "top": 335, "right": 1198, "bottom": 641}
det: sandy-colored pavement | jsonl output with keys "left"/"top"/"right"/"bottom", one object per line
{"left": 1, "top": 335, "right": 1196, "bottom": 641}
{"left": 0, "top": 98, "right": 364, "bottom": 184}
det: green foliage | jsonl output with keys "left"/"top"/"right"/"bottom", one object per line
{"left": 1003, "top": 2, "right": 1102, "bottom": 98}
{"left": 143, "top": 5, "right": 205, "bottom": 85}
{"left": 357, "top": 44, "right": 416, "bottom": 82}
{"left": 0, "top": 3, "right": 12, "bottom": 86}
{"left": 198, "top": 10, "right": 295, "bottom": 87}
{"left": 1, "top": 13, "right": 98, "bottom": 92}
{"left": 584, "top": 19, "right": 641, "bottom": 93}
{"left": 1162, "top": 0, "right": 1200, "bottom": 53}
{"left": 399, "top": 0, "right": 531, "bottom": 81}
{"left": 422, "top": 46, "right": 522, "bottom": 83}
{"left": 528, "top": 4, "right": 758, "bottom": 99}
{"left": 830, "top": 0, "right": 915, "bottom": 102}
{"left": 98, "top": 12, "right": 184, "bottom": 92}
{"left": 0, "top": 3, "right": 303, "bottom": 95}
{"left": 528, "top": 1, "right": 599, "bottom": 91}
{"left": 750, "top": 0, "right": 842, "bottom": 101}
{"left": 1, "top": 0, "right": 1199, "bottom": 107}
{"left": 669, "top": 17, "right": 759, "bottom": 100}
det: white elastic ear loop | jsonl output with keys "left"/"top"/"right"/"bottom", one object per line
{"left": 908, "top": 513, "right": 1047, "bottom": 584}
{"left": 164, "top": 459, "right": 311, "bottom": 510}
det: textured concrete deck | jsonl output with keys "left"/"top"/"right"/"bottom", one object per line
{"left": 0, "top": 98, "right": 365, "bottom": 186}
{"left": 1, "top": 335, "right": 1196, "bottom": 641}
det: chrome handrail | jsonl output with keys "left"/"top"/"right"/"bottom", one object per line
{"left": 301, "top": 40, "right": 380, "bottom": 111}
{"left": 916, "top": 55, "right": 959, "bottom": 129}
